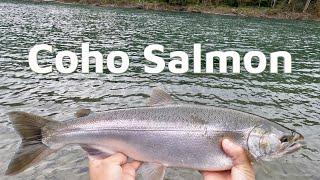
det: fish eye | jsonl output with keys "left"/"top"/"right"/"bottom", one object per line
{"left": 280, "top": 136, "right": 289, "bottom": 143}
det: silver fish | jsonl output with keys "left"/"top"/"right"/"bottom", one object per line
{"left": 5, "top": 88, "right": 304, "bottom": 179}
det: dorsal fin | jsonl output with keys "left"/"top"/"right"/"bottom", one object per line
{"left": 75, "top": 108, "right": 91, "bottom": 118}
{"left": 146, "top": 88, "right": 174, "bottom": 106}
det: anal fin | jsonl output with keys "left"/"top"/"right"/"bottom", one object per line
{"left": 81, "top": 145, "right": 111, "bottom": 159}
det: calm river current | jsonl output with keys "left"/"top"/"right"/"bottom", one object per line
{"left": 0, "top": 0, "right": 319, "bottom": 179}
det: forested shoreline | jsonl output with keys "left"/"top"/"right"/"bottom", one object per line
{"left": 49, "top": 0, "right": 320, "bottom": 20}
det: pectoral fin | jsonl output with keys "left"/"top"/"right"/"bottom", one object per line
{"left": 137, "top": 163, "right": 166, "bottom": 180}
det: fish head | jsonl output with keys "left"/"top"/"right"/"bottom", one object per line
{"left": 247, "top": 123, "right": 304, "bottom": 161}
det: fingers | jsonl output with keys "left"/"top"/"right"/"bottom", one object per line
{"left": 88, "top": 153, "right": 141, "bottom": 180}
{"left": 123, "top": 161, "right": 141, "bottom": 170}
{"left": 88, "top": 154, "right": 124, "bottom": 180}
{"left": 121, "top": 161, "right": 141, "bottom": 179}
{"left": 222, "top": 139, "right": 250, "bottom": 165}
{"left": 201, "top": 170, "right": 231, "bottom": 180}
{"left": 106, "top": 153, "right": 128, "bottom": 165}
{"left": 89, "top": 153, "right": 128, "bottom": 166}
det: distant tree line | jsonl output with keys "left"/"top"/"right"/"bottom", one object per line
{"left": 158, "top": 0, "right": 319, "bottom": 12}
{"left": 78, "top": 0, "right": 320, "bottom": 15}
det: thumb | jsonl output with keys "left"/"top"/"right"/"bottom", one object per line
{"left": 222, "top": 139, "right": 250, "bottom": 165}
{"left": 222, "top": 139, "right": 255, "bottom": 180}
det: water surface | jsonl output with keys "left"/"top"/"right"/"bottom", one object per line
{"left": 0, "top": 1, "right": 319, "bottom": 179}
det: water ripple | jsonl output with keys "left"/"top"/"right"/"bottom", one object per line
{"left": 0, "top": 1, "right": 319, "bottom": 180}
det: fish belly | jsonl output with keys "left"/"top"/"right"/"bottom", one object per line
{"left": 68, "top": 128, "right": 238, "bottom": 171}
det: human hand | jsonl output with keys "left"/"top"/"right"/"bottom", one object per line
{"left": 88, "top": 153, "right": 141, "bottom": 180}
{"left": 201, "top": 139, "right": 255, "bottom": 180}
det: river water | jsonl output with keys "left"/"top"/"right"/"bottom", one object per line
{"left": 0, "top": 0, "right": 319, "bottom": 179}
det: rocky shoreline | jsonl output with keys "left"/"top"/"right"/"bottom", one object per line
{"left": 38, "top": 0, "right": 320, "bottom": 21}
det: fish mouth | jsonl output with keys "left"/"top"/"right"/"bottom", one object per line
{"left": 283, "top": 133, "right": 305, "bottom": 155}
{"left": 273, "top": 132, "right": 304, "bottom": 159}
{"left": 284, "top": 142, "right": 303, "bottom": 154}
{"left": 270, "top": 142, "right": 304, "bottom": 160}
{"left": 259, "top": 132, "right": 304, "bottom": 161}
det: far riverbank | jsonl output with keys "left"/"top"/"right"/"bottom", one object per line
{"left": 41, "top": 0, "right": 320, "bottom": 21}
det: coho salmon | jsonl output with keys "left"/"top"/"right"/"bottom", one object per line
{"left": 5, "top": 88, "right": 304, "bottom": 179}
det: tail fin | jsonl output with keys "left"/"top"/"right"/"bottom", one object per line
{"left": 5, "top": 111, "right": 58, "bottom": 175}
